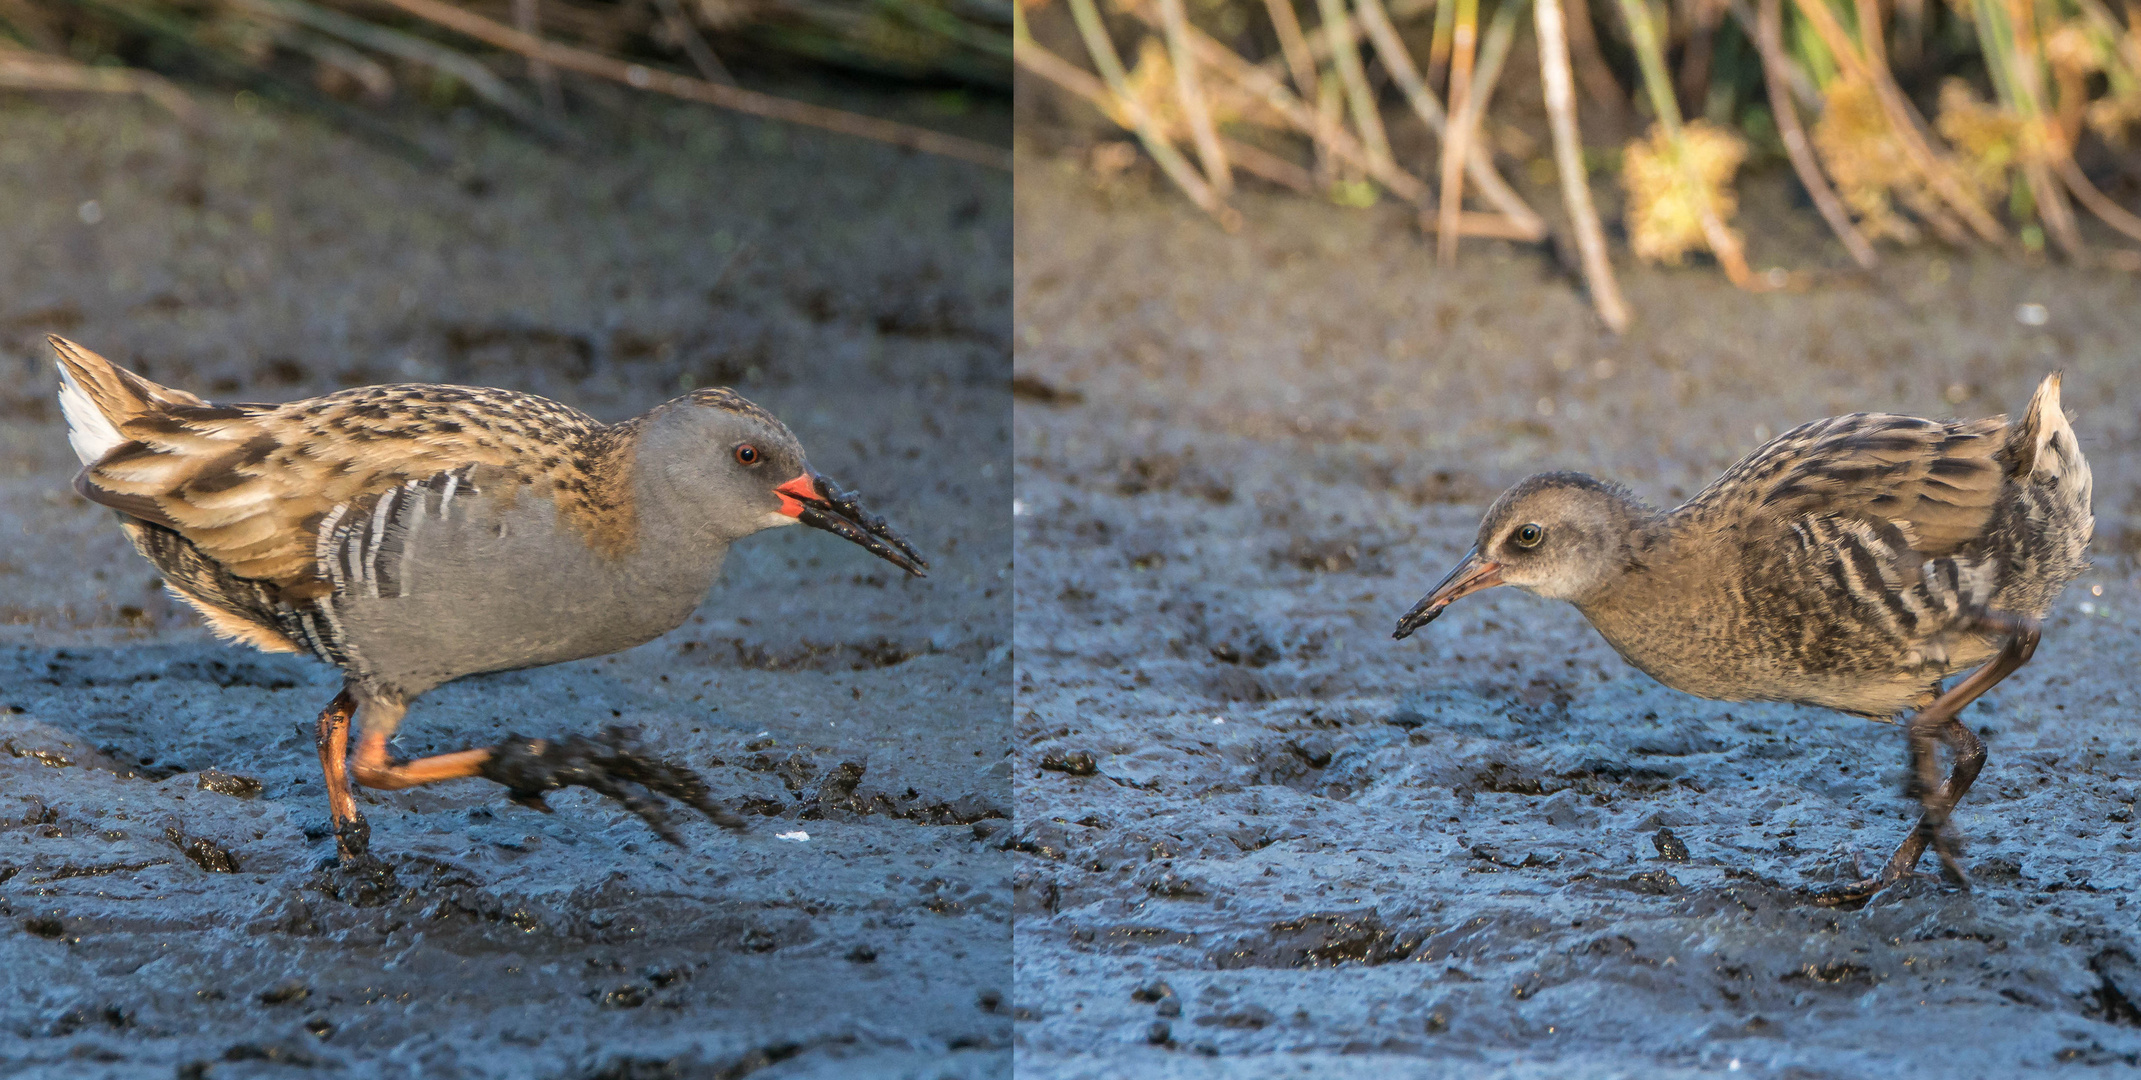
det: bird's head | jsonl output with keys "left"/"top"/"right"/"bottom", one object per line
{"left": 1393, "top": 471, "right": 1648, "bottom": 639}
{"left": 641, "top": 390, "right": 927, "bottom": 576}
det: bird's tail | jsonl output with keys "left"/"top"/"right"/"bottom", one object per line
{"left": 49, "top": 335, "right": 208, "bottom": 466}
{"left": 2010, "top": 372, "right": 2092, "bottom": 510}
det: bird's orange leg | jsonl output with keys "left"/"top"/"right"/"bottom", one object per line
{"left": 349, "top": 729, "right": 494, "bottom": 790}
{"left": 342, "top": 695, "right": 744, "bottom": 846}
{"left": 1815, "top": 621, "right": 2039, "bottom": 905}
{"left": 313, "top": 686, "right": 368, "bottom": 862}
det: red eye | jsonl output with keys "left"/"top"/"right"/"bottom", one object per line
{"left": 734, "top": 444, "right": 760, "bottom": 466}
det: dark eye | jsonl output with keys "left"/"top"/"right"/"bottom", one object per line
{"left": 1513, "top": 523, "right": 1545, "bottom": 549}
{"left": 734, "top": 444, "right": 760, "bottom": 466}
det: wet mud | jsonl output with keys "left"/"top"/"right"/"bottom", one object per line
{"left": 1012, "top": 149, "right": 2141, "bottom": 1077}
{"left": 0, "top": 93, "right": 1009, "bottom": 1077}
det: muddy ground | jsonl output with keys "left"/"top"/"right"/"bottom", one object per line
{"left": 1011, "top": 146, "right": 2141, "bottom": 1077}
{"left": 0, "top": 89, "right": 1009, "bottom": 1078}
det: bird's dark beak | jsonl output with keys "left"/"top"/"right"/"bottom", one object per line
{"left": 775, "top": 472, "right": 929, "bottom": 577}
{"left": 1393, "top": 546, "right": 1503, "bottom": 639}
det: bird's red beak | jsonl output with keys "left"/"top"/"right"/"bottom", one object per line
{"left": 1393, "top": 546, "right": 1504, "bottom": 639}
{"left": 775, "top": 473, "right": 816, "bottom": 518}
{"left": 772, "top": 471, "right": 929, "bottom": 577}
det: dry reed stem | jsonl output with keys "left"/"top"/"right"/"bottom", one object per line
{"left": 1261, "top": 0, "right": 1332, "bottom": 181}
{"left": 1018, "top": 26, "right": 1280, "bottom": 199}
{"left": 1057, "top": 0, "right": 1239, "bottom": 226}
{"left": 1133, "top": 7, "right": 1530, "bottom": 235}
{"left": 1755, "top": 0, "right": 1878, "bottom": 267}
{"left": 1349, "top": 0, "right": 1548, "bottom": 235}
{"left": 1183, "top": 18, "right": 1531, "bottom": 235}
{"left": 1429, "top": 0, "right": 1458, "bottom": 89}
{"left": 1562, "top": 0, "right": 1630, "bottom": 116}
{"left": 1535, "top": 0, "right": 1631, "bottom": 330}
{"left": 1680, "top": 0, "right": 1725, "bottom": 116}
{"left": 0, "top": 48, "right": 197, "bottom": 122}
{"left": 1318, "top": 0, "right": 1397, "bottom": 175}
{"left": 650, "top": 0, "right": 736, "bottom": 85}
{"left": 1438, "top": 0, "right": 1480, "bottom": 263}
{"left": 1790, "top": 0, "right": 2006, "bottom": 242}
{"left": 1853, "top": 0, "right": 1887, "bottom": 66}
{"left": 233, "top": 0, "right": 547, "bottom": 129}
{"left": 378, "top": 0, "right": 1011, "bottom": 169}
{"left": 1160, "top": 0, "right": 1232, "bottom": 194}
{"left": 1223, "top": 135, "right": 1320, "bottom": 190}
{"left": 1444, "top": 0, "right": 1531, "bottom": 243}
{"left": 2005, "top": 0, "right": 2089, "bottom": 260}
{"left": 513, "top": 0, "right": 564, "bottom": 116}
{"left": 1141, "top": 10, "right": 1425, "bottom": 199}
{"left": 2056, "top": 153, "right": 2141, "bottom": 242}
{"left": 1617, "top": 0, "right": 1755, "bottom": 286}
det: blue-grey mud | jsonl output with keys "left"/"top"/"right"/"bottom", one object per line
{"left": 0, "top": 91, "right": 1009, "bottom": 1078}
{"left": 1011, "top": 149, "right": 2141, "bottom": 1077}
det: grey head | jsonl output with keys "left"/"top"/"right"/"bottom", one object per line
{"left": 634, "top": 389, "right": 927, "bottom": 575}
{"left": 1392, "top": 471, "right": 1652, "bottom": 638}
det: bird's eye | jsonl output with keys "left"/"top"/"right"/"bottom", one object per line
{"left": 734, "top": 444, "right": 761, "bottom": 466}
{"left": 1513, "top": 523, "right": 1545, "bottom": 548}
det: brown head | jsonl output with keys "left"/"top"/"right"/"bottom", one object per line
{"left": 1392, "top": 472, "right": 1656, "bottom": 639}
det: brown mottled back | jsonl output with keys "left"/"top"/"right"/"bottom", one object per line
{"left": 1679, "top": 412, "right": 2007, "bottom": 558}
{"left": 48, "top": 337, "right": 723, "bottom": 601}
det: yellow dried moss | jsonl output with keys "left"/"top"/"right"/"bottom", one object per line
{"left": 1810, "top": 74, "right": 1926, "bottom": 243}
{"left": 1934, "top": 79, "right": 2022, "bottom": 199}
{"left": 1620, "top": 120, "right": 1746, "bottom": 266}
{"left": 1105, "top": 38, "right": 1267, "bottom": 141}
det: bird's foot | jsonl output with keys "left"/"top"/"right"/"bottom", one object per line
{"left": 1809, "top": 868, "right": 1945, "bottom": 906}
{"left": 1810, "top": 822, "right": 1970, "bottom": 906}
{"left": 476, "top": 725, "right": 745, "bottom": 845}
{"left": 1921, "top": 820, "right": 1972, "bottom": 890}
{"left": 333, "top": 813, "right": 372, "bottom": 865}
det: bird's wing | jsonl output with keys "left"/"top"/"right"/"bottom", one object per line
{"left": 1688, "top": 411, "right": 2006, "bottom": 559}
{"left": 75, "top": 384, "right": 614, "bottom": 593}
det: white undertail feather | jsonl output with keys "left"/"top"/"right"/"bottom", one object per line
{"left": 56, "top": 361, "right": 125, "bottom": 466}
{"left": 50, "top": 335, "right": 210, "bottom": 467}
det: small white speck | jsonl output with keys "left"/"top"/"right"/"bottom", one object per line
{"left": 626, "top": 64, "right": 652, "bottom": 88}
{"left": 77, "top": 200, "right": 102, "bottom": 225}
{"left": 2016, "top": 302, "right": 2049, "bottom": 326}
{"left": 1211, "top": 716, "right": 1226, "bottom": 725}
{"left": 2092, "top": 585, "right": 2103, "bottom": 596}
{"left": 755, "top": 730, "right": 769, "bottom": 737}
{"left": 2080, "top": 601, "right": 2097, "bottom": 615}
{"left": 775, "top": 830, "right": 809, "bottom": 842}
{"left": 1012, "top": 499, "right": 1027, "bottom": 517}
{"left": 1729, "top": 1060, "right": 1742, "bottom": 1073}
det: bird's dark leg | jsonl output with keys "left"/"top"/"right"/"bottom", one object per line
{"left": 343, "top": 696, "right": 742, "bottom": 846}
{"left": 1815, "top": 620, "right": 2038, "bottom": 905}
{"left": 313, "top": 686, "right": 369, "bottom": 862}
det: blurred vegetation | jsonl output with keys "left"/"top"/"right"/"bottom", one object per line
{"left": 0, "top": 0, "right": 1010, "bottom": 164}
{"left": 1014, "top": 0, "right": 2141, "bottom": 328}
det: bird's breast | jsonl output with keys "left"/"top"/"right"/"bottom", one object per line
{"left": 308, "top": 475, "right": 725, "bottom": 696}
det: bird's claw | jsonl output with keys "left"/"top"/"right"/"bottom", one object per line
{"left": 477, "top": 725, "right": 745, "bottom": 845}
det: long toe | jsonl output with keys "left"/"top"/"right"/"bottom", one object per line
{"left": 477, "top": 727, "right": 742, "bottom": 845}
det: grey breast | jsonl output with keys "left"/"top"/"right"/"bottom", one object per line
{"left": 294, "top": 467, "right": 726, "bottom": 698}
